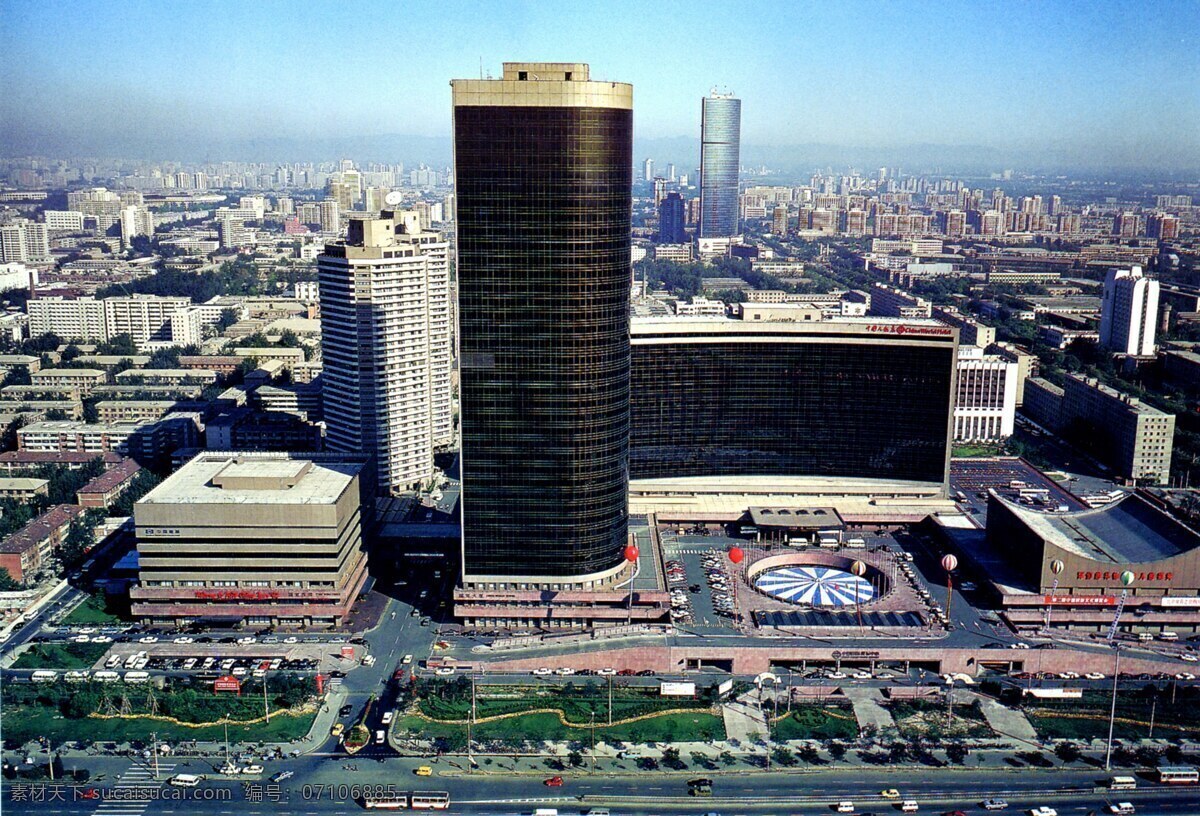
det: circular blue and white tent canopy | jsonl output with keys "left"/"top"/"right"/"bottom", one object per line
{"left": 754, "top": 566, "right": 874, "bottom": 607}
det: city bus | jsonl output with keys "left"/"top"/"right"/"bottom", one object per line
{"left": 30, "top": 670, "right": 58, "bottom": 682}
{"left": 1158, "top": 766, "right": 1199, "bottom": 784}
{"left": 1109, "top": 776, "right": 1137, "bottom": 790}
{"left": 410, "top": 791, "right": 450, "bottom": 810}
{"left": 363, "top": 793, "right": 408, "bottom": 809}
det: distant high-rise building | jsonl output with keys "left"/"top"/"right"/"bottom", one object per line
{"left": 642, "top": 157, "right": 654, "bottom": 181}
{"left": 0, "top": 221, "right": 49, "bottom": 263}
{"left": 1113, "top": 211, "right": 1142, "bottom": 238}
{"left": 658, "top": 192, "right": 687, "bottom": 243}
{"left": 772, "top": 205, "right": 788, "bottom": 236}
{"left": 451, "top": 62, "right": 632, "bottom": 588}
{"left": 318, "top": 199, "right": 340, "bottom": 233}
{"left": 666, "top": 163, "right": 676, "bottom": 182}
{"left": 653, "top": 177, "right": 667, "bottom": 208}
{"left": 119, "top": 206, "right": 154, "bottom": 247}
{"left": 1100, "top": 265, "right": 1159, "bottom": 356}
{"left": 1147, "top": 212, "right": 1180, "bottom": 240}
{"left": 699, "top": 90, "right": 741, "bottom": 238}
{"left": 319, "top": 210, "right": 452, "bottom": 494}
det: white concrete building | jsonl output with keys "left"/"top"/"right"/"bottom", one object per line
{"left": 674, "top": 296, "right": 727, "bottom": 316}
{"left": 293, "top": 281, "right": 319, "bottom": 301}
{"left": 0, "top": 263, "right": 37, "bottom": 294}
{"left": 319, "top": 210, "right": 452, "bottom": 494}
{"left": 27, "top": 296, "right": 107, "bottom": 342}
{"left": 169, "top": 306, "right": 205, "bottom": 347}
{"left": 953, "top": 346, "right": 1018, "bottom": 442}
{"left": 103, "top": 295, "right": 191, "bottom": 349}
{"left": 43, "top": 211, "right": 85, "bottom": 231}
{"left": 119, "top": 205, "right": 155, "bottom": 247}
{"left": 0, "top": 222, "right": 50, "bottom": 263}
{"left": 1099, "top": 265, "right": 1159, "bottom": 356}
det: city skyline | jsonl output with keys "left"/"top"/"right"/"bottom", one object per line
{"left": 2, "top": 0, "right": 1199, "bottom": 171}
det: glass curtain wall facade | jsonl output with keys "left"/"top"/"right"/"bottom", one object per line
{"left": 630, "top": 330, "right": 954, "bottom": 484}
{"left": 699, "top": 93, "right": 742, "bottom": 238}
{"left": 452, "top": 64, "right": 633, "bottom": 583}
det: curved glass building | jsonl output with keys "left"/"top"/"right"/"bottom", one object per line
{"left": 452, "top": 63, "right": 633, "bottom": 588}
{"left": 699, "top": 92, "right": 742, "bottom": 238}
{"left": 629, "top": 318, "right": 956, "bottom": 487}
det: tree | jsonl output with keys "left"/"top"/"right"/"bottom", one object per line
{"left": 887, "top": 742, "right": 910, "bottom": 763}
{"left": 827, "top": 741, "right": 847, "bottom": 761}
{"left": 661, "top": 746, "right": 684, "bottom": 769}
{"left": 946, "top": 742, "right": 969, "bottom": 764}
{"left": 0, "top": 567, "right": 20, "bottom": 590}
{"left": 1053, "top": 741, "right": 1081, "bottom": 763}
{"left": 567, "top": 750, "right": 583, "bottom": 767}
{"left": 215, "top": 308, "right": 240, "bottom": 333}
{"left": 797, "top": 744, "right": 820, "bottom": 764}
{"left": 771, "top": 746, "right": 798, "bottom": 766}
{"left": 96, "top": 334, "right": 138, "bottom": 357}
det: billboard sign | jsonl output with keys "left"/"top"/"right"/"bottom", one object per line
{"left": 1042, "top": 595, "right": 1116, "bottom": 606}
{"left": 717, "top": 679, "right": 734, "bottom": 697}
{"left": 340, "top": 645, "right": 355, "bottom": 660}
{"left": 659, "top": 681, "right": 696, "bottom": 697}
{"left": 213, "top": 675, "right": 241, "bottom": 694}
{"left": 1160, "top": 596, "right": 1200, "bottom": 608}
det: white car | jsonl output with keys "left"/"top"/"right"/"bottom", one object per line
{"left": 827, "top": 671, "right": 848, "bottom": 680}
{"left": 241, "top": 764, "right": 264, "bottom": 775}
{"left": 555, "top": 668, "right": 576, "bottom": 676}
{"left": 1175, "top": 672, "right": 1196, "bottom": 681}
{"left": 237, "top": 636, "right": 256, "bottom": 645}
{"left": 90, "top": 635, "right": 113, "bottom": 643}
{"left": 70, "top": 634, "right": 90, "bottom": 643}
{"left": 597, "top": 668, "right": 617, "bottom": 676}
{"left": 1058, "top": 672, "right": 1080, "bottom": 679}
{"left": 1028, "top": 808, "right": 1058, "bottom": 816}
{"left": 173, "top": 636, "right": 194, "bottom": 644}
{"left": 434, "top": 667, "right": 455, "bottom": 676}
{"left": 852, "top": 671, "right": 872, "bottom": 680}
{"left": 78, "top": 627, "right": 98, "bottom": 634}
{"left": 532, "top": 668, "right": 552, "bottom": 676}
{"left": 1085, "top": 672, "right": 1106, "bottom": 680}
{"left": 283, "top": 636, "right": 299, "bottom": 644}
{"left": 402, "top": 654, "right": 413, "bottom": 665}
{"left": 1181, "top": 654, "right": 1198, "bottom": 663}
{"left": 138, "top": 636, "right": 158, "bottom": 643}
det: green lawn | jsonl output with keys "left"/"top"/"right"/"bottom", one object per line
{"left": 418, "top": 683, "right": 714, "bottom": 725}
{"left": 12, "top": 641, "right": 111, "bottom": 670}
{"left": 0, "top": 705, "right": 315, "bottom": 746}
{"left": 952, "top": 445, "right": 1005, "bottom": 458}
{"left": 60, "top": 593, "right": 126, "bottom": 625}
{"left": 771, "top": 706, "right": 859, "bottom": 741}
{"left": 1025, "top": 693, "right": 1200, "bottom": 741}
{"left": 394, "top": 709, "right": 725, "bottom": 746}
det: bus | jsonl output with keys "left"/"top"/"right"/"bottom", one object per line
{"left": 124, "top": 671, "right": 150, "bottom": 684}
{"left": 30, "top": 670, "right": 58, "bottom": 682}
{"left": 1158, "top": 766, "right": 1199, "bottom": 784}
{"left": 1109, "top": 776, "right": 1138, "bottom": 790}
{"left": 363, "top": 793, "right": 408, "bottom": 809}
{"left": 168, "top": 774, "right": 203, "bottom": 788}
{"left": 410, "top": 791, "right": 450, "bottom": 810}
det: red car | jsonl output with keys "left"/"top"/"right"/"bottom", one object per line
{"left": 544, "top": 776, "right": 564, "bottom": 787}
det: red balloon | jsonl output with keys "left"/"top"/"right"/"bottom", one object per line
{"left": 624, "top": 545, "right": 639, "bottom": 563}
{"left": 728, "top": 547, "right": 744, "bottom": 564}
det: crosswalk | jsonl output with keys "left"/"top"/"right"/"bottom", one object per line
{"left": 92, "top": 762, "right": 175, "bottom": 816}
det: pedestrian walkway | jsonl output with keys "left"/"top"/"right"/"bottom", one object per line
{"left": 974, "top": 693, "right": 1038, "bottom": 742}
{"left": 92, "top": 762, "right": 175, "bottom": 816}
{"left": 842, "top": 687, "right": 895, "bottom": 734}
{"left": 721, "top": 699, "right": 766, "bottom": 743}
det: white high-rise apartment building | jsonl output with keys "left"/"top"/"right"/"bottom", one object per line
{"left": 0, "top": 221, "right": 50, "bottom": 263}
{"left": 953, "top": 346, "right": 1018, "bottom": 442}
{"left": 43, "top": 211, "right": 86, "bottom": 231}
{"left": 119, "top": 206, "right": 155, "bottom": 246}
{"left": 103, "top": 295, "right": 191, "bottom": 348}
{"left": 27, "top": 297, "right": 107, "bottom": 341}
{"left": 319, "top": 210, "right": 452, "bottom": 494}
{"left": 1100, "top": 265, "right": 1159, "bottom": 357}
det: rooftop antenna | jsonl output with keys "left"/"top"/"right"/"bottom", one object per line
{"left": 479, "top": 57, "right": 483, "bottom": 79}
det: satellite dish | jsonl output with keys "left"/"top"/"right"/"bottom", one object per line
{"left": 384, "top": 191, "right": 402, "bottom": 206}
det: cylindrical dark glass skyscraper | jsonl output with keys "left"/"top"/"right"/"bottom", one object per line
{"left": 451, "top": 63, "right": 633, "bottom": 588}
{"left": 699, "top": 92, "right": 742, "bottom": 238}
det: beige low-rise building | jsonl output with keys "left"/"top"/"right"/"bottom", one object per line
{"left": 129, "top": 452, "right": 368, "bottom": 628}
{"left": 30, "top": 368, "right": 108, "bottom": 396}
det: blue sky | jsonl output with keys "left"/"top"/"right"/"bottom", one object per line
{"left": 1, "top": 0, "right": 1197, "bottom": 168}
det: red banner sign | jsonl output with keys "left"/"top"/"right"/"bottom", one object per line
{"left": 341, "top": 645, "right": 355, "bottom": 660}
{"left": 1042, "top": 595, "right": 1116, "bottom": 606}
{"left": 195, "top": 589, "right": 281, "bottom": 601}
{"left": 213, "top": 675, "right": 241, "bottom": 694}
